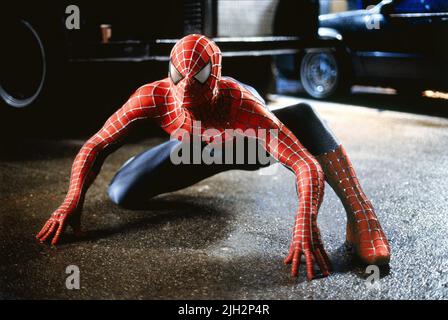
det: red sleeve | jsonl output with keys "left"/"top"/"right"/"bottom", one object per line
{"left": 59, "top": 84, "right": 160, "bottom": 213}
{"left": 229, "top": 88, "right": 326, "bottom": 276}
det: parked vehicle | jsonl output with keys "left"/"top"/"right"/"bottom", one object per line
{"left": 298, "top": 0, "right": 448, "bottom": 99}
{"left": 1, "top": 0, "right": 321, "bottom": 110}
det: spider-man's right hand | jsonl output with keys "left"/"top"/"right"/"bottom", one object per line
{"left": 36, "top": 206, "right": 83, "bottom": 246}
{"left": 284, "top": 213, "right": 332, "bottom": 280}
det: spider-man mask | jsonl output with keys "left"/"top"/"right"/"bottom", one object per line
{"left": 169, "top": 34, "right": 222, "bottom": 107}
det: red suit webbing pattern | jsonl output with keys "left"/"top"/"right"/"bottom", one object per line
{"left": 317, "top": 146, "right": 391, "bottom": 264}
{"left": 36, "top": 81, "right": 176, "bottom": 244}
{"left": 37, "top": 34, "right": 389, "bottom": 280}
{"left": 222, "top": 79, "right": 331, "bottom": 279}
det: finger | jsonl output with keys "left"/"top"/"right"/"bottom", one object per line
{"left": 40, "top": 221, "right": 56, "bottom": 242}
{"left": 36, "top": 220, "right": 51, "bottom": 239}
{"left": 314, "top": 249, "right": 330, "bottom": 277}
{"left": 37, "top": 220, "right": 50, "bottom": 238}
{"left": 40, "top": 221, "right": 57, "bottom": 242}
{"left": 284, "top": 249, "right": 294, "bottom": 265}
{"left": 318, "top": 246, "right": 333, "bottom": 272}
{"left": 304, "top": 251, "right": 315, "bottom": 281}
{"left": 291, "top": 250, "right": 302, "bottom": 277}
{"left": 38, "top": 220, "right": 54, "bottom": 242}
{"left": 51, "top": 221, "right": 66, "bottom": 246}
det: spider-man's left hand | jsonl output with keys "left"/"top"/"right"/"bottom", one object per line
{"left": 284, "top": 213, "right": 332, "bottom": 280}
{"left": 36, "top": 206, "right": 84, "bottom": 245}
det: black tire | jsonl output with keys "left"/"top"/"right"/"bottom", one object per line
{"left": 0, "top": 19, "right": 47, "bottom": 108}
{"left": 0, "top": 5, "right": 67, "bottom": 137}
{"left": 300, "top": 50, "right": 350, "bottom": 99}
{"left": 1, "top": 3, "right": 66, "bottom": 107}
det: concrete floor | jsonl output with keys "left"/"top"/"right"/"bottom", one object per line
{"left": 1, "top": 96, "right": 448, "bottom": 299}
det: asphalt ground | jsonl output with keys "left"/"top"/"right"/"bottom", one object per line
{"left": 1, "top": 95, "right": 448, "bottom": 299}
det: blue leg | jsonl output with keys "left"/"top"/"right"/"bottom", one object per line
{"left": 108, "top": 103, "right": 339, "bottom": 209}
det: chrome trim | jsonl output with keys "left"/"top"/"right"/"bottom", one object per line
{"left": 390, "top": 12, "right": 448, "bottom": 18}
{"left": 69, "top": 49, "right": 301, "bottom": 63}
{"left": 156, "top": 36, "right": 301, "bottom": 44}
{"left": 318, "top": 27, "right": 343, "bottom": 41}
{"left": 356, "top": 51, "right": 422, "bottom": 59}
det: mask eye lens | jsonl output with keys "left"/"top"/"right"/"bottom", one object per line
{"left": 194, "top": 62, "right": 211, "bottom": 84}
{"left": 169, "top": 62, "right": 183, "bottom": 85}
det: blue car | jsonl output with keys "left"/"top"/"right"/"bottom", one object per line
{"left": 299, "top": 0, "right": 448, "bottom": 99}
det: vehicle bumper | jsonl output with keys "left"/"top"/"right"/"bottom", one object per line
{"left": 67, "top": 36, "right": 308, "bottom": 62}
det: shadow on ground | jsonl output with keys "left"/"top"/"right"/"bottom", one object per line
{"left": 0, "top": 137, "right": 370, "bottom": 299}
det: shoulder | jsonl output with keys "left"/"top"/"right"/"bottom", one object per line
{"left": 132, "top": 78, "right": 173, "bottom": 106}
{"left": 218, "top": 77, "right": 266, "bottom": 109}
{"left": 126, "top": 79, "right": 174, "bottom": 110}
{"left": 117, "top": 79, "right": 173, "bottom": 119}
{"left": 218, "top": 78, "right": 278, "bottom": 128}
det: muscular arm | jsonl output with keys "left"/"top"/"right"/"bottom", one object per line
{"left": 230, "top": 93, "right": 331, "bottom": 279}
{"left": 37, "top": 84, "right": 163, "bottom": 245}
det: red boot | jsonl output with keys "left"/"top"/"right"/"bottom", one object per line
{"left": 316, "top": 145, "right": 391, "bottom": 265}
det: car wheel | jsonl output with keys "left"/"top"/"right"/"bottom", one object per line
{"left": 0, "top": 19, "right": 46, "bottom": 108}
{"left": 300, "top": 51, "right": 346, "bottom": 99}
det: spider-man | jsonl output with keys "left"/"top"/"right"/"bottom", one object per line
{"left": 37, "top": 34, "right": 390, "bottom": 280}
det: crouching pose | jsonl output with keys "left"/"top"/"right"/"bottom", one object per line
{"left": 37, "top": 34, "right": 390, "bottom": 280}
